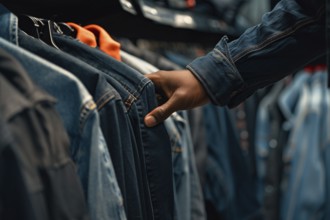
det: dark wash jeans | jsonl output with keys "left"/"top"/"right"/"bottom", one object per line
{"left": 53, "top": 33, "right": 174, "bottom": 220}
{"left": 0, "top": 48, "right": 89, "bottom": 220}
{"left": 17, "top": 30, "right": 142, "bottom": 220}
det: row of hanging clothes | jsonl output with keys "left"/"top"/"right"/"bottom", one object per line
{"left": 254, "top": 65, "right": 330, "bottom": 220}
{"left": 1, "top": 2, "right": 330, "bottom": 220}
{"left": 130, "top": 38, "right": 330, "bottom": 220}
{"left": 0, "top": 3, "right": 206, "bottom": 220}
{"left": 202, "top": 65, "right": 330, "bottom": 220}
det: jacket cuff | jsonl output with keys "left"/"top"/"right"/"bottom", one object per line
{"left": 186, "top": 36, "right": 244, "bottom": 106}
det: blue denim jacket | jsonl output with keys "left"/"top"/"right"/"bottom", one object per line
{"left": 16, "top": 28, "right": 139, "bottom": 220}
{"left": 0, "top": 36, "right": 127, "bottom": 220}
{"left": 51, "top": 33, "right": 175, "bottom": 220}
{"left": 0, "top": 5, "right": 126, "bottom": 220}
{"left": 187, "top": 0, "right": 325, "bottom": 108}
{"left": 121, "top": 50, "right": 206, "bottom": 220}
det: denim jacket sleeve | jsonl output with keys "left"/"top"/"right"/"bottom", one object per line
{"left": 187, "top": 0, "right": 325, "bottom": 108}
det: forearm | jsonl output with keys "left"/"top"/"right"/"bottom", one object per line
{"left": 187, "top": 0, "right": 326, "bottom": 108}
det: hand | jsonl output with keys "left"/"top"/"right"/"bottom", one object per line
{"left": 144, "top": 69, "right": 210, "bottom": 127}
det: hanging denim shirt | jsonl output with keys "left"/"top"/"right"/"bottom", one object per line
{"left": 16, "top": 28, "right": 140, "bottom": 220}
{"left": 203, "top": 104, "right": 261, "bottom": 220}
{"left": 121, "top": 50, "right": 206, "bottom": 220}
{"left": 0, "top": 48, "right": 89, "bottom": 220}
{"left": 202, "top": 105, "right": 236, "bottom": 219}
{"left": 180, "top": 111, "right": 206, "bottom": 220}
{"left": 51, "top": 32, "right": 174, "bottom": 220}
{"left": 255, "top": 81, "right": 286, "bottom": 204}
{"left": 0, "top": 7, "right": 127, "bottom": 219}
{"left": 280, "top": 72, "right": 326, "bottom": 220}
{"left": 0, "top": 35, "right": 127, "bottom": 220}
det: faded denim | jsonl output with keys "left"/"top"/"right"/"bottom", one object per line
{"left": 279, "top": 72, "right": 326, "bottom": 220}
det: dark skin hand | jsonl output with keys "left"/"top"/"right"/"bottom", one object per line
{"left": 144, "top": 69, "right": 210, "bottom": 127}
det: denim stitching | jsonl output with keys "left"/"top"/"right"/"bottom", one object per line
{"left": 213, "top": 48, "right": 237, "bottom": 74}
{"left": 96, "top": 92, "right": 116, "bottom": 110}
{"left": 55, "top": 34, "right": 152, "bottom": 110}
{"left": 124, "top": 94, "right": 137, "bottom": 110}
{"left": 232, "top": 7, "right": 325, "bottom": 62}
{"left": 56, "top": 41, "right": 146, "bottom": 110}
{"left": 59, "top": 35, "right": 150, "bottom": 100}
{"left": 79, "top": 99, "right": 96, "bottom": 132}
{"left": 10, "top": 13, "right": 18, "bottom": 45}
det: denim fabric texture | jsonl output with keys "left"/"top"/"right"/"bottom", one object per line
{"left": 180, "top": 111, "right": 206, "bottom": 220}
{"left": 121, "top": 50, "right": 206, "bottom": 220}
{"left": 164, "top": 114, "right": 191, "bottom": 220}
{"left": 203, "top": 104, "right": 261, "bottom": 220}
{"left": 165, "top": 111, "right": 206, "bottom": 220}
{"left": 202, "top": 105, "right": 237, "bottom": 219}
{"left": 255, "top": 81, "right": 286, "bottom": 203}
{"left": 0, "top": 117, "right": 40, "bottom": 220}
{"left": 316, "top": 71, "right": 329, "bottom": 220}
{"left": 16, "top": 28, "right": 138, "bottom": 220}
{"left": 254, "top": 80, "right": 287, "bottom": 220}
{"left": 0, "top": 48, "right": 89, "bottom": 220}
{"left": 186, "top": 107, "right": 208, "bottom": 189}
{"left": 187, "top": 0, "right": 325, "bottom": 108}
{"left": 225, "top": 108, "right": 261, "bottom": 220}
{"left": 322, "top": 71, "right": 330, "bottom": 220}
{"left": 0, "top": 6, "right": 126, "bottom": 219}
{"left": 52, "top": 33, "right": 174, "bottom": 220}
{"left": 279, "top": 72, "right": 326, "bottom": 220}
{"left": 0, "top": 36, "right": 126, "bottom": 220}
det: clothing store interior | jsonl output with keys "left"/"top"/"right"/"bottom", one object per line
{"left": 0, "top": 0, "right": 328, "bottom": 220}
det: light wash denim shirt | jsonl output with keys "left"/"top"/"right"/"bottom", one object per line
{"left": 280, "top": 72, "right": 326, "bottom": 220}
{"left": 0, "top": 5, "right": 126, "bottom": 220}
{"left": 187, "top": 0, "right": 325, "bottom": 108}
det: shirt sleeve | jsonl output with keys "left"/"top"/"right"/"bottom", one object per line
{"left": 187, "top": 0, "right": 326, "bottom": 108}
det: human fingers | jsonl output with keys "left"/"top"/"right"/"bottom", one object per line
{"left": 144, "top": 95, "right": 178, "bottom": 127}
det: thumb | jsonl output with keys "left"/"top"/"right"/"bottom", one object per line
{"left": 144, "top": 97, "right": 177, "bottom": 127}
